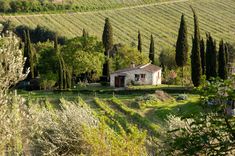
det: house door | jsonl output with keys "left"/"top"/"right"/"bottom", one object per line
{"left": 115, "top": 76, "right": 125, "bottom": 87}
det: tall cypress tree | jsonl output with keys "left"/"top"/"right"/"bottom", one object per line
{"left": 102, "top": 18, "right": 113, "bottom": 52}
{"left": 102, "top": 18, "right": 113, "bottom": 81}
{"left": 175, "top": 14, "right": 188, "bottom": 86}
{"left": 191, "top": 7, "right": 202, "bottom": 87}
{"left": 62, "top": 58, "right": 67, "bottom": 89}
{"left": 200, "top": 38, "right": 205, "bottom": 75}
{"left": 138, "top": 30, "right": 142, "bottom": 52}
{"left": 224, "top": 43, "right": 229, "bottom": 65}
{"left": 149, "top": 34, "right": 155, "bottom": 64}
{"left": 82, "top": 28, "right": 88, "bottom": 37}
{"left": 26, "top": 30, "right": 35, "bottom": 79}
{"left": 218, "top": 40, "right": 228, "bottom": 79}
{"left": 23, "top": 30, "right": 30, "bottom": 75}
{"left": 206, "top": 34, "right": 217, "bottom": 80}
{"left": 55, "top": 35, "right": 63, "bottom": 89}
{"left": 211, "top": 40, "right": 217, "bottom": 77}
{"left": 54, "top": 34, "right": 69, "bottom": 89}
{"left": 206, "top": 33, "right": 212, "bottom": 80}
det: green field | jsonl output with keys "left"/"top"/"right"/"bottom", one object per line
{"left": 1, "top": 0, "right": 234, "bottom": 53}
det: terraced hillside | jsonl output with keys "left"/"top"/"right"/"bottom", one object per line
{"left": 63, "top": 0, "right": 169, "bottom": 9}
{"left": 0, "top": 0, "right": 235, "bottom": 53}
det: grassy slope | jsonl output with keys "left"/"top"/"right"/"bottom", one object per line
{"left": 1, "top": 0, "right": 234, "bottom": 53}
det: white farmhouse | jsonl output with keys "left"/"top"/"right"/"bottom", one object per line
{"left": 110, "top": 63, "right": 162, "bottom": 87}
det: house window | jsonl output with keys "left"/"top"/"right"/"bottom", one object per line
{"left": 135, "top": 74, "right": 140, "bottom": 81}
{"left": 141, "top": 74, "right": 145, "bottom": 79}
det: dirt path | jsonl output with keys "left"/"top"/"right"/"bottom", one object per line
{"left": 1, "top": 0, "right": 190, "bottom": 18}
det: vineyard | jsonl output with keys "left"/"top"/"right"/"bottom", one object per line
{"left": 62, "top": 0, "right": 169, "bottom": 9}
{"left": 0, "top": 0, "right": 235, "bottom": 53}
{"left": 20, "top": 88, "right": 201, "bottom": 138}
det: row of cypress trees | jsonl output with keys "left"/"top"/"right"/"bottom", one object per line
{"left": 23, "top": 13, "right": 229, "bottom": 88}
{"left": 54, "top": 35, "right": 72, "bottom": 90}
{"left": 137, "top": 31, "right": 155, "bottom": 64}
{"left": 175, "top": 7, "right": 229, "bottom": 87}
{"left": 23, "top": 30, "right": 72, "bottom": 90}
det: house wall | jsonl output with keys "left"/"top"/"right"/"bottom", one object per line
{"left": 152, "top": 70, "right": 162, "bottom": 85}
{"left": 110, "top": 69, "right": 162, "bottom": 87}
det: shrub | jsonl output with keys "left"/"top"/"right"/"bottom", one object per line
{"left": 176, "top": 94, "right": 188, "bottom": 101}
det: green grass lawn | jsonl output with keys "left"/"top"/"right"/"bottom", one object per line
{"left": 142, "top": 94, "right": 202, "bottom": 123}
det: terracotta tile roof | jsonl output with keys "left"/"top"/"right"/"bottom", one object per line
{"left": 111, "top": 63, "right": 161, "bottom": 74}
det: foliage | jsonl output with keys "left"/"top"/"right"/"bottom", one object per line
{"left": 159, "top": 47, "right": 177, "bottom": 71}
{"left": 218, "top": 40, "right": 228, "bottom": 80}
{"left": 0, "top": 20, "right": 15, "bottom": 35}
{"left": 0, "top": 35, "right": 28, "bottom": 92}
{"left": 137, "top": 30, "right": 142, "bottom": 52}
{"left": 149, "top": 34, "right": 155, "bottom": 64}
{"left": 164, "top": 70, "right": 178, "bottom": 85}
{"left": 15, "top": 25, "right": 66, "bottom": 44}
{"left": 102, "top": 18, "right": 113, "bottom": 81}
{"left": 110, "top": 45, "right": 149, "bottom": 72}
{"left": 62, "top": 36, "right": 105, "bottom": 81}
{"left": 0, "top": 0, "right": 162, "bottom": 14}
{"left": 35, "top": 41, "right": 62, "bottom": 90}
{"left": 175, "top": 14, "right": 188, "bottom": 67}
{"left": 200, "top": 38, "right": 205, "bottom": 75}
{"left": 102, "top": 18, "right": 113, "bottom": 52}
{"left": 206, "top": 33, "right": 217, "bottom": 80}
{"left": 191, "top": 7, "right": 202, "bottom": 87}
{"left": 226, "top": 43, "right": 235, "bottom": 64}
{"left": 0, "top": 35, "right": 28, "bottom": 154}
{"left": 164, "top": 77, "right": 235, "bottom": 155}
{"left": 24, "top": 30, "right": 37, "bottom": 79}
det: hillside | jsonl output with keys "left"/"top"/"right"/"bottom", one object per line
{"left": 61, "top": 0, "right": 169, "bottom": 8}
{"left": 0, "top": 0, "right": 235, "bottom": 53}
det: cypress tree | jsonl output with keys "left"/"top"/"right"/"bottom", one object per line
{"left": 102, "top": 18, "right": 113, "bottom": 53}
{"left": 62, "top": 58, "right": 67, "bottom": 90}
{"left": 102, "top": 18, "right": 113, "bottom": 81}
{"left": 175, "top": 14, "right": 188, "bottom": 86}
{"left": 224, "top": 43, "right": 229, "bottom": 65}
{"left": 191, "top": 7, "right": 202, "bottom": 87}
{"left": 54, "top": 34, "right": 58, "bottom": 51}
{"left": 138, "top": 30, "right": 142, "bottom": 52}
{"left": 66, "top": 68, "right": 72, "bottom": 89}
{"left": 218, "top": 40, "right": 228, "bottom": 79}
{"left": 55, "top": 35, "right": 63, "bottom": 89}
{"left": 26, "top": 30, "right": 35, "bottom": 79}
{"left": 206, "top": 34, "right": 217, "bottom": 80}
{"left": 82, "top": 28, "right": 88, "bottom": 38}
{"left": 200, "top": 38, "right": 205, "bottom": 75}
{"left": 149, "top": 34, "right": 155, "bottom": 64}
{"left": 206, "top": 34, "right": 212, "bottom": 80}
{"left": 23, "top": 30, "right": 30, "bottom": 75}
{"left": 58, "top": 58, "right": 63, "bottom": 89}
{"left": 211, "top": 40, "right": 217, "bottom": 77}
